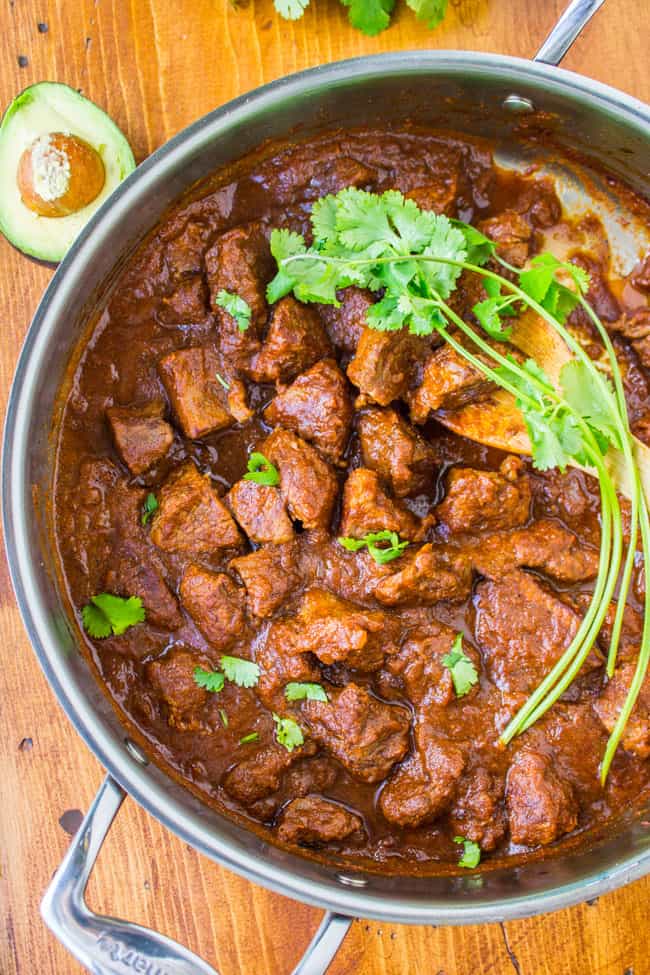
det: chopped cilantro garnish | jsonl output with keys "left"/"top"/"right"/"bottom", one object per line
{"left": 274, "top": 0, "right": 310, "bottom": 18}
{"left": 285, "top": 682, "right": 328, "bottom": 702}
{"left": 141, "top": 492, "right": 158, "bottom": 526}
{"left": 81, "top": 594, "right": 145, "bottom": 639}
{"left": 193, "top": 667, "right": 225, "bottom": 693}
{"left": 220, "top": 655, "right": 260, "bottom": 688}
{"left": 243, "top": 451, "right": 280, "bottom": 487}
{"left": 215, "top": 372, "right": 230, "bottom": 391}
{"left": 239, "top": 732, "right": 259, "bottom": 745}
{"left": 273, "top": 714, "right": 304, "bottom": 752}
{"left": 442, "top": 634, "right": 479, "bottom": 698}
{"left": 338, "top": 529, "right": 409, "bottom": 565}
{"left": 219, "top": 709, "right": 229, "bottom": 728}
{"left": 214, "top": 289, "right": 252, "bottom": 332}
{"left": 454, "top": 836, "right": 481, "bottom": 869}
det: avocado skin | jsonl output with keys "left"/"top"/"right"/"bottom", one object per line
{"left": 0, "top": 82, "right": 136, "bottom": 264}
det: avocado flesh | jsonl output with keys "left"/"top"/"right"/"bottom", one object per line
{"left": 0, "top": 82, "right": 136, "bottom": 263}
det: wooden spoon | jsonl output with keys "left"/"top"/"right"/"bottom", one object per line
{"left": 435, "top": 308, "right": 650, "bottom": 501}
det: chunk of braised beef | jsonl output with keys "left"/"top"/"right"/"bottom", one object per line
{"left": 474, "top": 570, "right": 599, "bottom": 697}
{"left": 293, "top": 588, "right": 390, "bottom": 671}
{"left": 230, "top": 542, "right": 301, "bottom": 617}
{"left": 226, "top": 480, "right": 293, "bottom": 544}
{"left": 404, "top": 178, "right": 458, "bottom": 217}
{"left": 205, "top": 224, "right": 274, "bottom": 365}
{"left": 374, "top": 544, "right": 472, "bottom": 606}
{"left": 250, "top": 296, "right": 331, "bottom": 384}
{"left": 146, "top": 647, "right": 212, "bottom": 732}
{"left": 514, "top": 179, "right": 562, "bottom": 229}
{"left": 157, "top": 275, "right": 209, "bottom": 326}
{"left": 385, "top": 621, "right": 466, "bottom": 706}
{"left": 478, "top": 210, "right": 532, "bottom": 267}
{"left": 301, "top": 683, "right": 410, "bottom": 782}
{"left": 594, "top": 664, "right": 650, "bottom": 758}
{"left": 571, "top": 253, "right": 621, "bottom": 324}
{"left": 379, "top": 721, "right": 465, "bottom": 828}
{"left": 277, "top": 796, "right": 363, "bottom": 846}
{"left": 408, "top": 342, "right": 493, "bottom": 423}
{"left": 179, "top": 564, "right": 246, "bottom": 649}
{"left": 281, "top": 756, "right": 339, "bottom": 797}
{"left": 469, "top": 519, "right": 599, "bottom": 584}
{"left": 159, "top": 346, "right": 234, "bottom": 439}
{"left": 106, "top": 543, "right": 182, "bottom": 631}
{"left": 449, "top": 766, "right": 506, "bottom": 851}
{"left": 611, "top": 307, "right": 650, "bottom": 370}
{"left": 107, "top": 400, "right": 174, "bottom": 475}
{"left": 264, "top": 359, "right": 353, "bottom": 465}
{"left": 317, "top": 288, "right": 374, "bottom": 357}
{"left": 255, "top": 620, "right": 321, "bottom": 710}
{"left": 506, "top": 749, "right": 578, "bottom": 847}
{"left": 339, "top": 468, "right": 424, "bottom": 542}
{"left": 358, "top": 407, "right": 435, "bottom": 497}
{"left": 347, "top": 328, "right": 428, "bottom": 406}
{"left": 150, "top": 462, "right": 241, "bottom": 555}
{"left": 436, "top": 456, "right": 531, "bottom": 535}
{"left": 222, "top": 742, "right": 307, "bottom": 806}
{"left": 262, "top": 428, "right": 338, "bottom": 533}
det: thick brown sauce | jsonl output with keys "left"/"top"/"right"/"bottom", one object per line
{"left": 53, "top": 127, "right": 650, "bottom": 873}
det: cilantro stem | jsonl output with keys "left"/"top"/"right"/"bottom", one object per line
{"left": 600, "top": 495, "right": 650, "bottom": 781}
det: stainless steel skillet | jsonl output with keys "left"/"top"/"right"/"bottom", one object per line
{"left": 4, "top": 1, "right": 650, "bottom": 972}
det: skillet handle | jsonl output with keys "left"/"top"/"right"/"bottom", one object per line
{"left": 41, "top": 774, "right": 352, "bottom": 975}
{"left": 534, "top": 0, "right": 606, "bottom": 66}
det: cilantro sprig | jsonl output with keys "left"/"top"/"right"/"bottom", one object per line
{"left": 285, "top": 682, "right": 328, "bottom": 702}
{"left": 442, "top": 634, "right": 479, "bottom": 698}
{"left": 192, "top": 655, "right": 260, "bottom": 693}
{"left": 273, "top": 714, "right": 304, "bottom": 752}
{"left": 81, "top": 594, "right": 145, "bottom": 639}
{"left": 243, "top": 451, "right": 280, "bottom": 487}
{"left": 267, "top": 186, "right": 650, "bottom": 780}
{"left": 214, "top": 290, "right": 252, "bottom": 332}
{"left": 141, "top": 492, "right": 158, "bottom": 526}
{"left": 454, "top": 836, "right": 481, "bottom": 870}
{"left": 271, "top": 0, "right": 447, "bottom": 36}
{"left": 338, "top": 529, "right": 409, "bottom": 564}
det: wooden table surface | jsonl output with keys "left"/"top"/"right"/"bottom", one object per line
{"left": 1, "top": 1, "right": 649, "bottom": 972}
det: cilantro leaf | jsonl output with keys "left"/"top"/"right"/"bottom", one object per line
{"left": 405, "top": 0, "right": 447, "bottom": 28}
{"left": 239, "top": 732, "right": 259, "bottom": 744}
{"left": 193, "top": 667, "right": 225, "bottom": 693}
{"left": 285, "top": 682, "right": 328, "bottom": 702}
{"left": 450, "top": 220, "right": 496, "bottom": 266}
{"left": 454, "top": 836, "right": 481, "bottom": 869}
{"left": 274, "top": 0, "right": 310, "bottom": 19}
{"left": 141, "top": 492, "right": 158, "bottom": 526}
{"left": 472, "top": 297, "right": 513, "bottom": 341}
{"left": 243, "top": 451, "right": 280, "bottom": 487}
{"left": 441, "top": 634, "right": 479, "bottom": 697}
{"left": 338, "top": 530, "right": 409, "bottom": 565}
{"left": 267, "top": 229, "right": 309, "bottom": 303}
{"left": 81, "top": 594, "right": 145, "bottom": 639}
{"left": 518, "top": 254, "right": 585, "bottom": 324}
{"left": 560, "top": 359, "right": 621, "bottom": 452}
{"left": 273, "top": 714, "right": 304, "bottom": 752}
{"left": 214, "top": 290, "right": 252, "bottom": 332}
{"left": 340, "top": 0, "right": 395, "bottom": 35}
{"left": 221, "top": 655, "right": 260, "bottom": 688}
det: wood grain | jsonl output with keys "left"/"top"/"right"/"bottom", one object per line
{"left": 1, "top": 1, "right": 649, "bottom": 973}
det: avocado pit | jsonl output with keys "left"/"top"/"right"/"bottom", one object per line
{"left": 17, "top": 132, "right": 105, "bottom": 218}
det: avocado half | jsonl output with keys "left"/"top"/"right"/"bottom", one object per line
{"left": 0, "top": 82, "right": 136, "bottom": 263}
